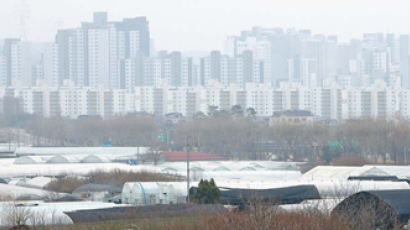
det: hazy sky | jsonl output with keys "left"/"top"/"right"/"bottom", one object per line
{"left": 0, "top": 0, "right": 409, "bottom": 51}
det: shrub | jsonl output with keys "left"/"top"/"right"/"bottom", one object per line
{"left": 45, "top": 176, "right": 86, "bottom": 194}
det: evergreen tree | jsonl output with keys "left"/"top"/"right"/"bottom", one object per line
{"left": 191, "top": 178, "right": 221, "bottom": 204}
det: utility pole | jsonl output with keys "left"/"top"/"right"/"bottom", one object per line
{"left": 186, "top": 135, "right": 191, "bottom": 204}
{"left": 7, "top": 128, "right": 11, "bottom": 152}
{"left": 166, "top": 128, "right": 170, "bottom": 150}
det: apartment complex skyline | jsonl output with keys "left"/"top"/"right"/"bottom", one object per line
{"left": 0, "top": 12, "right": 409, "bottom": 90}
{"left": 0, "top": 12, "right": 410, "bottom": 120}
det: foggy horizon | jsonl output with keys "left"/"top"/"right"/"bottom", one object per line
{"left": 1, "top": 0, "right": 410, "bottom": 51}
{"left": 1, "top": 2, "right": 410, "bottom": 228}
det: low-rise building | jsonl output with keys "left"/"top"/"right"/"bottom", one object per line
{"left": 269, "top": 110, "right": 314, "bottom": 126}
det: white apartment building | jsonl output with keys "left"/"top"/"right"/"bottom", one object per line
{"left": 129, "top": 31, "right": 140, "bottom": 58}
{"left": 87, "top": 25, "right": 121, "bottom": 89}
{"left": 71, "top": 29, "right": 87, "bottom": 87}
{"left": 123, "top": 58, "right": 137, "bottom": 93}
{"left": 400, "top": 89, "right": 410, "bottom": 118}
{"left": 236, "top": 37, "right": 273, "bottom": 86}
{"left": 43, "top": 43, "right": 59, "bottom": 87}
{"left": 10, "top": 41, "right": 32, "bottom": 87}
{"left": 88, "top": 28, "right": 110, "bottom": 88}
{"left": 245, "top": 84, "right": 273, "bottom": 117}
{"left": 143, "top": 58, "right": 163, "bottom": 87}
{"left": 181, "top": 58, "right": 192, "bottom": 87}
{"left": 59, "top": 87, "right": 88, "bottom": 118}
{"left": 112, "top": 89, "right": 135, "bottom": 116}
{"left": 0, "top": 56, "right": 7, "bottom": 86}
{"left": 134, "top": 86, "right": 164, "bottom": 116}
{"left": 53, "top": 13, "right": 150, "bottom": 89}
{"left": 62, "top": 28, "right": 87, "bottom": 87}
{"left": 108, "top": 24, "right": 120, "bottom": 89}
{"left": 2, "top": 81, "right": 410, "bottom": 120}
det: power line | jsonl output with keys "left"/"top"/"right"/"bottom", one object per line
{"left": 18, "top": 0, "right": 30, "bottom": 41}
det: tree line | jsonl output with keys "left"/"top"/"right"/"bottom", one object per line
{"left": 1, "top": 98, "right": 410, "bottom": 164}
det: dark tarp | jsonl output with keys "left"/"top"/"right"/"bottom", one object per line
{"left": 15, "top": 194, "right": 44, "bottom": 201}
{"left": 347, "top": 176, "right": 399, "bottom": 182}
{"left": 332, "top": 190, "right": 410, "bottom": 230}
{"left": 72, "top": 184, "right": 122, "bottom": 194}
{"left": 65, "top": 204, "right": 225, "bottom": 223}
{"left": 214, "top": 185, "right": 320, "bottom": 205}
{"left": 55, "top": 194, "right": 83, "bottom": 202}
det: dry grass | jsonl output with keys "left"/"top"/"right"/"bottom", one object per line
{"left": 331, "top": 155, "right": 370, "bottom": 166}
{"left": 31, "top": 212, "right": 351, "bottom": 230}
{"left": 2, "top": 201, "right": 402, "bottom": 230}
{"left": 46, "top": 169, "right": 183, "bottom": 193}
{"left": 25, "top": 206, "right": 353, "bottom": 230}
{"left": 87, "top": 169, "right": 183, "bottom": 185}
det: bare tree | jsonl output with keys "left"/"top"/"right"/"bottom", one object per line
{"left": 1, "top": 203, "right": 33, "bottom": 227}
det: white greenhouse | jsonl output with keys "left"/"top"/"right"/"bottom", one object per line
{"left": 313, "top": 180, "right": 410, "bottom": 198}
{"left": 80, "top": 155, "right": 111, "bottom": 163}
{"left": 17, "top": 176, "right": 55, "bottom": 189}
{"left": 0, "top": 183, "right": 49, "bottom": 199}
{"left": 121, "top": 182, "right": 188, "bottom": 205}
{"left": 161, "top": 167, "right": 180, "bottom": 174}
{"left": 14, "top": 156, "right": 51, "bottom": 164}
{"left": 122, "top": 182, "right": 161, "bottom": 205}
{"left": 249, "top": 162, "right": 265, "bottom": 169}
{"left": 198, "top": 170, "right": 302, "bottom": 182}
{"left": 0, "top": 201, "right": 128, "bottom": 226}
{"left": 239, "top": 167, "right": 257, "bottom": 171}
{"left": 15, "top": 147, "right": 149, "bottom": 157}
{"left": 301, "top": 166, "right": 390, "bottom": 181}
{"left": 47, "top": 155, "right": 81, "bottom": 164}
{"left": 364, "top": 165, "right": 410, "bottom": 179}
{"left": 212, "top": 166, "right": 231, "bottom": 172}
